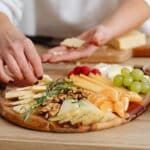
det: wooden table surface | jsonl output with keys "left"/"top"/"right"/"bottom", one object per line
{"left": 0, "top": 45, "right": 150, "bottom": 150}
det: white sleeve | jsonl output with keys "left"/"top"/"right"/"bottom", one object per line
{"left": 0, "top": 0, "right": 23, "bottom": 25}
{"left": 144, "top": 0, "right": 150, "bottom": 7}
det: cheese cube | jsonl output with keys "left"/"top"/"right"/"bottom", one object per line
{"left": 109, "top": 30, "right": 146, "bottom": 50}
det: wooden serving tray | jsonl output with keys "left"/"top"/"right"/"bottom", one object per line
{"left": 0, "top": 68, "right": 150, "bottom": 150}
{"left": 78, "top": 46, "right": 132, "bottom": 63}
{"left": 0, "top": 69, "right": 150, "bottom": 131}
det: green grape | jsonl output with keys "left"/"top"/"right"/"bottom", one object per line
{"left": 141, "top": 76, "right": 150, "bottom": 84}
{"left": 130, "top": 81, "right": 141, "bottom": 93}
{"left": 131, "top": 69, "right": 144, "bottom": 81}
{"left": 113, "top": 75, "right": 123, "bottom": 87}
{"left": 123, "top": 76, "right": 133, "bottom": 87}
{"left": 141, "top": 82, "right": 150, "bottom": 94}
{"left": 121, "top": 68, "right": 130, "bottom": 77}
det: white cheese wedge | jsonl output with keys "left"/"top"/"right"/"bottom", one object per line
{"left": 5, "top": 91, "right": 33, "bottom": 100}
{"left": 10, "top": 99, "right": 34, "bottom": 106}
{"left": 13, "top": 104, "right": 31, "bottom": 113}
{"left": 60, "top": 38, "right": 85, "bottom": 48}
{"left": 107, "top": 65, "right": 133, "bottom": 80}
{"left": 109, "top": 30, "right": 146, "bottom": 50}
{"left": 100, "top": 112, "right": 117, "bottom": 122}
{"left": 50, "top": 99, "right": 104, "bottom": 125}
{"left": 95, "top": 63, "right": 133, "bottom": 80}
{"left": 57, "top": 99, "right": 79, "bottom": 115}
{"left": 95, "top": 63, "right": 111, "bottom": 76}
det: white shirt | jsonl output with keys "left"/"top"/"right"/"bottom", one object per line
{"left": 0, "top": 0, "right": 150, "bottom": 38}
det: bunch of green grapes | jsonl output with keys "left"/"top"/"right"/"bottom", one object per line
{"left": 113, "top": 68, "right": 150, "bottom": 94}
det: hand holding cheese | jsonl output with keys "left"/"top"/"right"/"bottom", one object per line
{"left": 41, "top": 25, "right": 110, "bottom": 62}
{"left": 41, "top": 0, "right": 150, "bottom": 63}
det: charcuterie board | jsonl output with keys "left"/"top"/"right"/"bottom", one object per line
{"left": 0, "top": 64, "right": 149, "bottom": 133}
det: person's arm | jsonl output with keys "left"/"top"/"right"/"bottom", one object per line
{"left": 102, "top": 0, "right": 150, "bottom": 40}
{"left": 0, "top": 1, "right": 43, "bottom": 84}
{"left": 80, "top": 0, "right": 150, "bottom": 46}
{"left": 0, "top": 0, "right": 23, "bottom": 25}
{"left": 42, "top": 0, "right": 150, "bottom": 63}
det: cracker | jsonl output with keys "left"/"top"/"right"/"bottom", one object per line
{"left": 60, "top": 38, "right": 85, "bottom": 48}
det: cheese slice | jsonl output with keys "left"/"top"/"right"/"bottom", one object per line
{"left": 109, "top": 30, "right": 146, "bottom": 50}
{"left": 50, "top": 99, "right": 104, "bottom": 125}
{"left": 13, "top": 104, "right": 31, "bottom": 114}
{"left": 10, "top": 99, "right": 34, "bottom": 106}
{"left": 31, "top": 85, "right": 46, "bottom": 92}
{"left": 5, "top": 91, "right": 33, "bottom": 100}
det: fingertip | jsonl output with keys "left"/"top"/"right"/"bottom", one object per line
{"left": 23, "top": 68, "right": 38, "bottom": 85}
{"left": 48, "top": 58, "right": 58, "bottom": 63}
{"left": 41, "top": 57, "right": 47, "bottom": 63}
{"left": 48, "top": 59, "right": 54, "bottom": 63}
{"left": 29, "top": 78, "right": 38, "bottom": 85}
{"left": 17, "top": 73, "right": 24, "bottom": 81}
{"left": 0, "top": 73, "right": 14, "bottom": 84}
{"left": 8, "top": 80, "right": 14, "bottom": 84}
{"left": 34, "top": 81, "right": 39, "bottom": 85}
{"left": 37, "top": 69, "right": 44, "bottom": 79}
{"left": 38, "top": 76, "right": 43, "bottom": 80}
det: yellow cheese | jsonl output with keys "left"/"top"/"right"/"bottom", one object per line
{"left": 31, "top": 85, "right": 46, "bottom": 92}
{"left": 109, "top": 30, "right": 146, "bottom": 50}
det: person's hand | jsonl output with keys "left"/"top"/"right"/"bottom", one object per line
{"left": 0, "top": 13, "right": 43, "bottom": 84}
{"left": 41, "top": 25, "right": 112, "bottom": 63}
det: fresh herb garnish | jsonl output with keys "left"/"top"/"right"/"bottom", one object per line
{"left": 22, "top": 78, "right": 73, "bottom": 121}
{"left": 22, "top": 105, "right": 35, "bottom": 121}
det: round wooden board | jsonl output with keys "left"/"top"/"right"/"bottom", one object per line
{"left": 0, "top": 70, "right": 150, "bottom": 133}
{"left": 0, "top": 93, "right": 150, "bottom": 133}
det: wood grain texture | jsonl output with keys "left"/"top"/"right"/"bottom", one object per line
{"left": 133, "top": 45, "right": 150, "bottom": 57}
{"left": 0, "top": 45, "right": 150, "bottom": 150}
{"left": 79, "top": 46, "right": 132, "bottom": 63}
{"left": 38, "top": 44, "right": 132, "bottom": 63}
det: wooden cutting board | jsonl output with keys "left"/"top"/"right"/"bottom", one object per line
{"left": 132, "top": 45, "right": 150, "bottom": 57}
{"left": 79, "top": 45, "right": 132, "bottom": 63}
{"left": 37, "top": 44, "right": 150, "bottom": 64}
{"left": 76, "top": 44, "right": 150, "bottom": 63}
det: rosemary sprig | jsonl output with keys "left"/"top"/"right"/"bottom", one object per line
{"left": 22, "top": 105, "right": 35, "bottom": 121}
